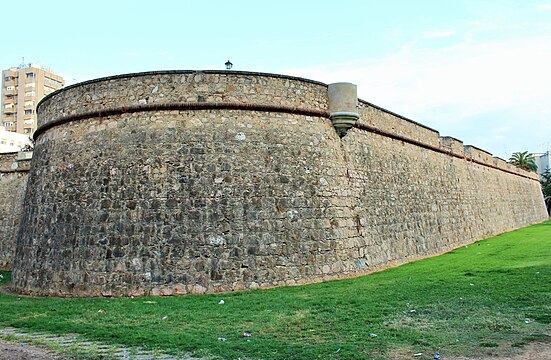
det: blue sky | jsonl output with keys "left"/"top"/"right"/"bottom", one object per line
{"left": 2, "top": 0, "right": 550, "bottom": 158}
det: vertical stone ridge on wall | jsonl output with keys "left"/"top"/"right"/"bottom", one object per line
{"left": 0, "top": 152, "right": 32, "bottom": 270}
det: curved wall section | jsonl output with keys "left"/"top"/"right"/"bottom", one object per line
{"left": 13, "top": 72, "right": 347, "bottom": 296}
{"left": 36, "top": 70, "right": 328, "bottom": 129}
{"left": 11, "top": 71, "right": 548, "bottom": 297}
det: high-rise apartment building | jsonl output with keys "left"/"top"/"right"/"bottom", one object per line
{"left": 2, "top": 63, "right": 64, "bottom": 135}
{"left": 535, "top": 151, "right": 550, "bottom": 178}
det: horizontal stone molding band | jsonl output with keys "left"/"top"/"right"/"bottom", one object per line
{"left": 36, "top": 70, "right": 328, "bottom": 110}
{"left": 353, "top": 122, "right": 539, "bottom": 181}
{"left": 33, "top": 102, "right": 331, "bottom": 141}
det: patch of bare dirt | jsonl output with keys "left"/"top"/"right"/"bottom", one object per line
{"left": 0, "top": 339, "right": 69, "bottom": 360}
{"left": 448, "top": 341, "right": 551, "bottom": 360}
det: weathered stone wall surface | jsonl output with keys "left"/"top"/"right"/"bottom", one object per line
{"left": 11, "top": 71, "right": 548, "bottom": 297}
{"left": 0, "top": 152, "right": 31, "bottom": 270}
{"left": 37, "top": 71, "right": 328, "bottom": 128}
{"left": 341, "top": 128, "right": 546, "bottom": 269}
{"left": 358, "top": 100, "right": 441, "bottom": 148}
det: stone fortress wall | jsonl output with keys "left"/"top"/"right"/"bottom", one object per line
{"left": 10, "top": 70, "right": 548, "bottom": 297}
{"left": 0, "top": 151, "right": 32, "bottom": 269}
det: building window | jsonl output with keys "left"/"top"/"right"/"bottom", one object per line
{"left": 25, "top": 82, "right": 36, "bottom": 88}
{"left": 4, "top": 122, "right": 13, "bottom": 128}
{"left": 25, "top": 91, "right": 35, "bottom": 97}
{"left": 26, "top": 72, "right": 35, "bottom": 78}
{"left": 44, "top": 77, "right": 63, "bottom": 87}
{"left": 6, "top": 86, "right": 15, "bottom": 91}
{"left": 24, "top": 109, "right": 34, "bottom": 115}
{"left": 24, "top": 128, "right": 32, "bottom": 134}
{"left": 24, "top": 119, "right": 34, "bottom": 125}
{"left": 4, "top": 76, "right": 14, "bottom": 81}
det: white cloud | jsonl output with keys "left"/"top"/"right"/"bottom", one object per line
{"left": 536, "top": 3, "right": 551, "bottom": 11}
{"left": 422, "top": 30, "right": 457, "bottom": 39}
{"left": 281, "top": 31, "right": 551, "bottom": 158}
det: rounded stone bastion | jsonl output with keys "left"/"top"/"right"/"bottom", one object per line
{"left": 12, "top": 70, "right": 358, "bottom": 297}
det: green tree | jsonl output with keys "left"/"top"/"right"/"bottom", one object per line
{"left": 509, "top": 151, "right": 538, "bottom": 172}
{"left": 541, "top": 168, "right": 551, "bottom": 214}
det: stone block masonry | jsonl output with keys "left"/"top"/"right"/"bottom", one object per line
{"left": 10, "top": 70, "right": 548, "bottom": 297}
{"left": 0, "top": 152, "right": 31, "bottom": 270}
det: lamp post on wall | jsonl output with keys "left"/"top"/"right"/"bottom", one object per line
{"left": 225, "top": 60, "right": 233, "bottom": 70}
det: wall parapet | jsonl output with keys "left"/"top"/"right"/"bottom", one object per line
{"left": 37, "top": 70, "right": 329, "bottom": 130}
{"left": 353, "top": 123, "right": 538, "bottom": 181}
{"left": 357, "top": 100, "right": 442, "bottom": 149}
{"left": 355, "top": 101, "right": 537, "bottom": 181}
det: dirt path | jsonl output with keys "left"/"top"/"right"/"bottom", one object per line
{"left": 0, "top": 339, "right": 69, "bottom": 360}
{"left": 449, "top": 341, "right": 551, "bottom": 360}
{"left": 1, "top": 337, "right": 550, "bottom": 360}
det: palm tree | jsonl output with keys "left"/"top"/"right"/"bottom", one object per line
{"left": 509, "top": 151, "right": 538, "bottom": 172}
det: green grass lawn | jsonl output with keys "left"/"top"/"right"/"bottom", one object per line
{"left": 1, "top": 220, "right": 550, "bottom": 359}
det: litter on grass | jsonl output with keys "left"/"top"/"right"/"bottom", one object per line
{"left": 413, "top": 353, "right": 423, "bottom": 356}
{"left": 242, "top": 332, "right": 252, "bottom": 337}
{"left": 434, "top": 354, "right": 440, "bottom": 359}
{"left": 162, "top": 316, "right": 168, "bottom": 320}
{"left": 369, "top": 333, "right": 377, "bottom": 337}
{"left": 97, "top": 309, "right": 105, "bottom": 313}
{"left": 219, "top": 300, "right": 225, "bottom": 304}
{"left": 143, "top": 301, "right": 157, "bottom": 304}
{"left": 217, "top": 337, "right": 227, "bottom": 341}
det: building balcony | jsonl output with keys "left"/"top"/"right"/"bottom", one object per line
{"left": 2, "top": 116, "right": 16, "bottom": 124}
